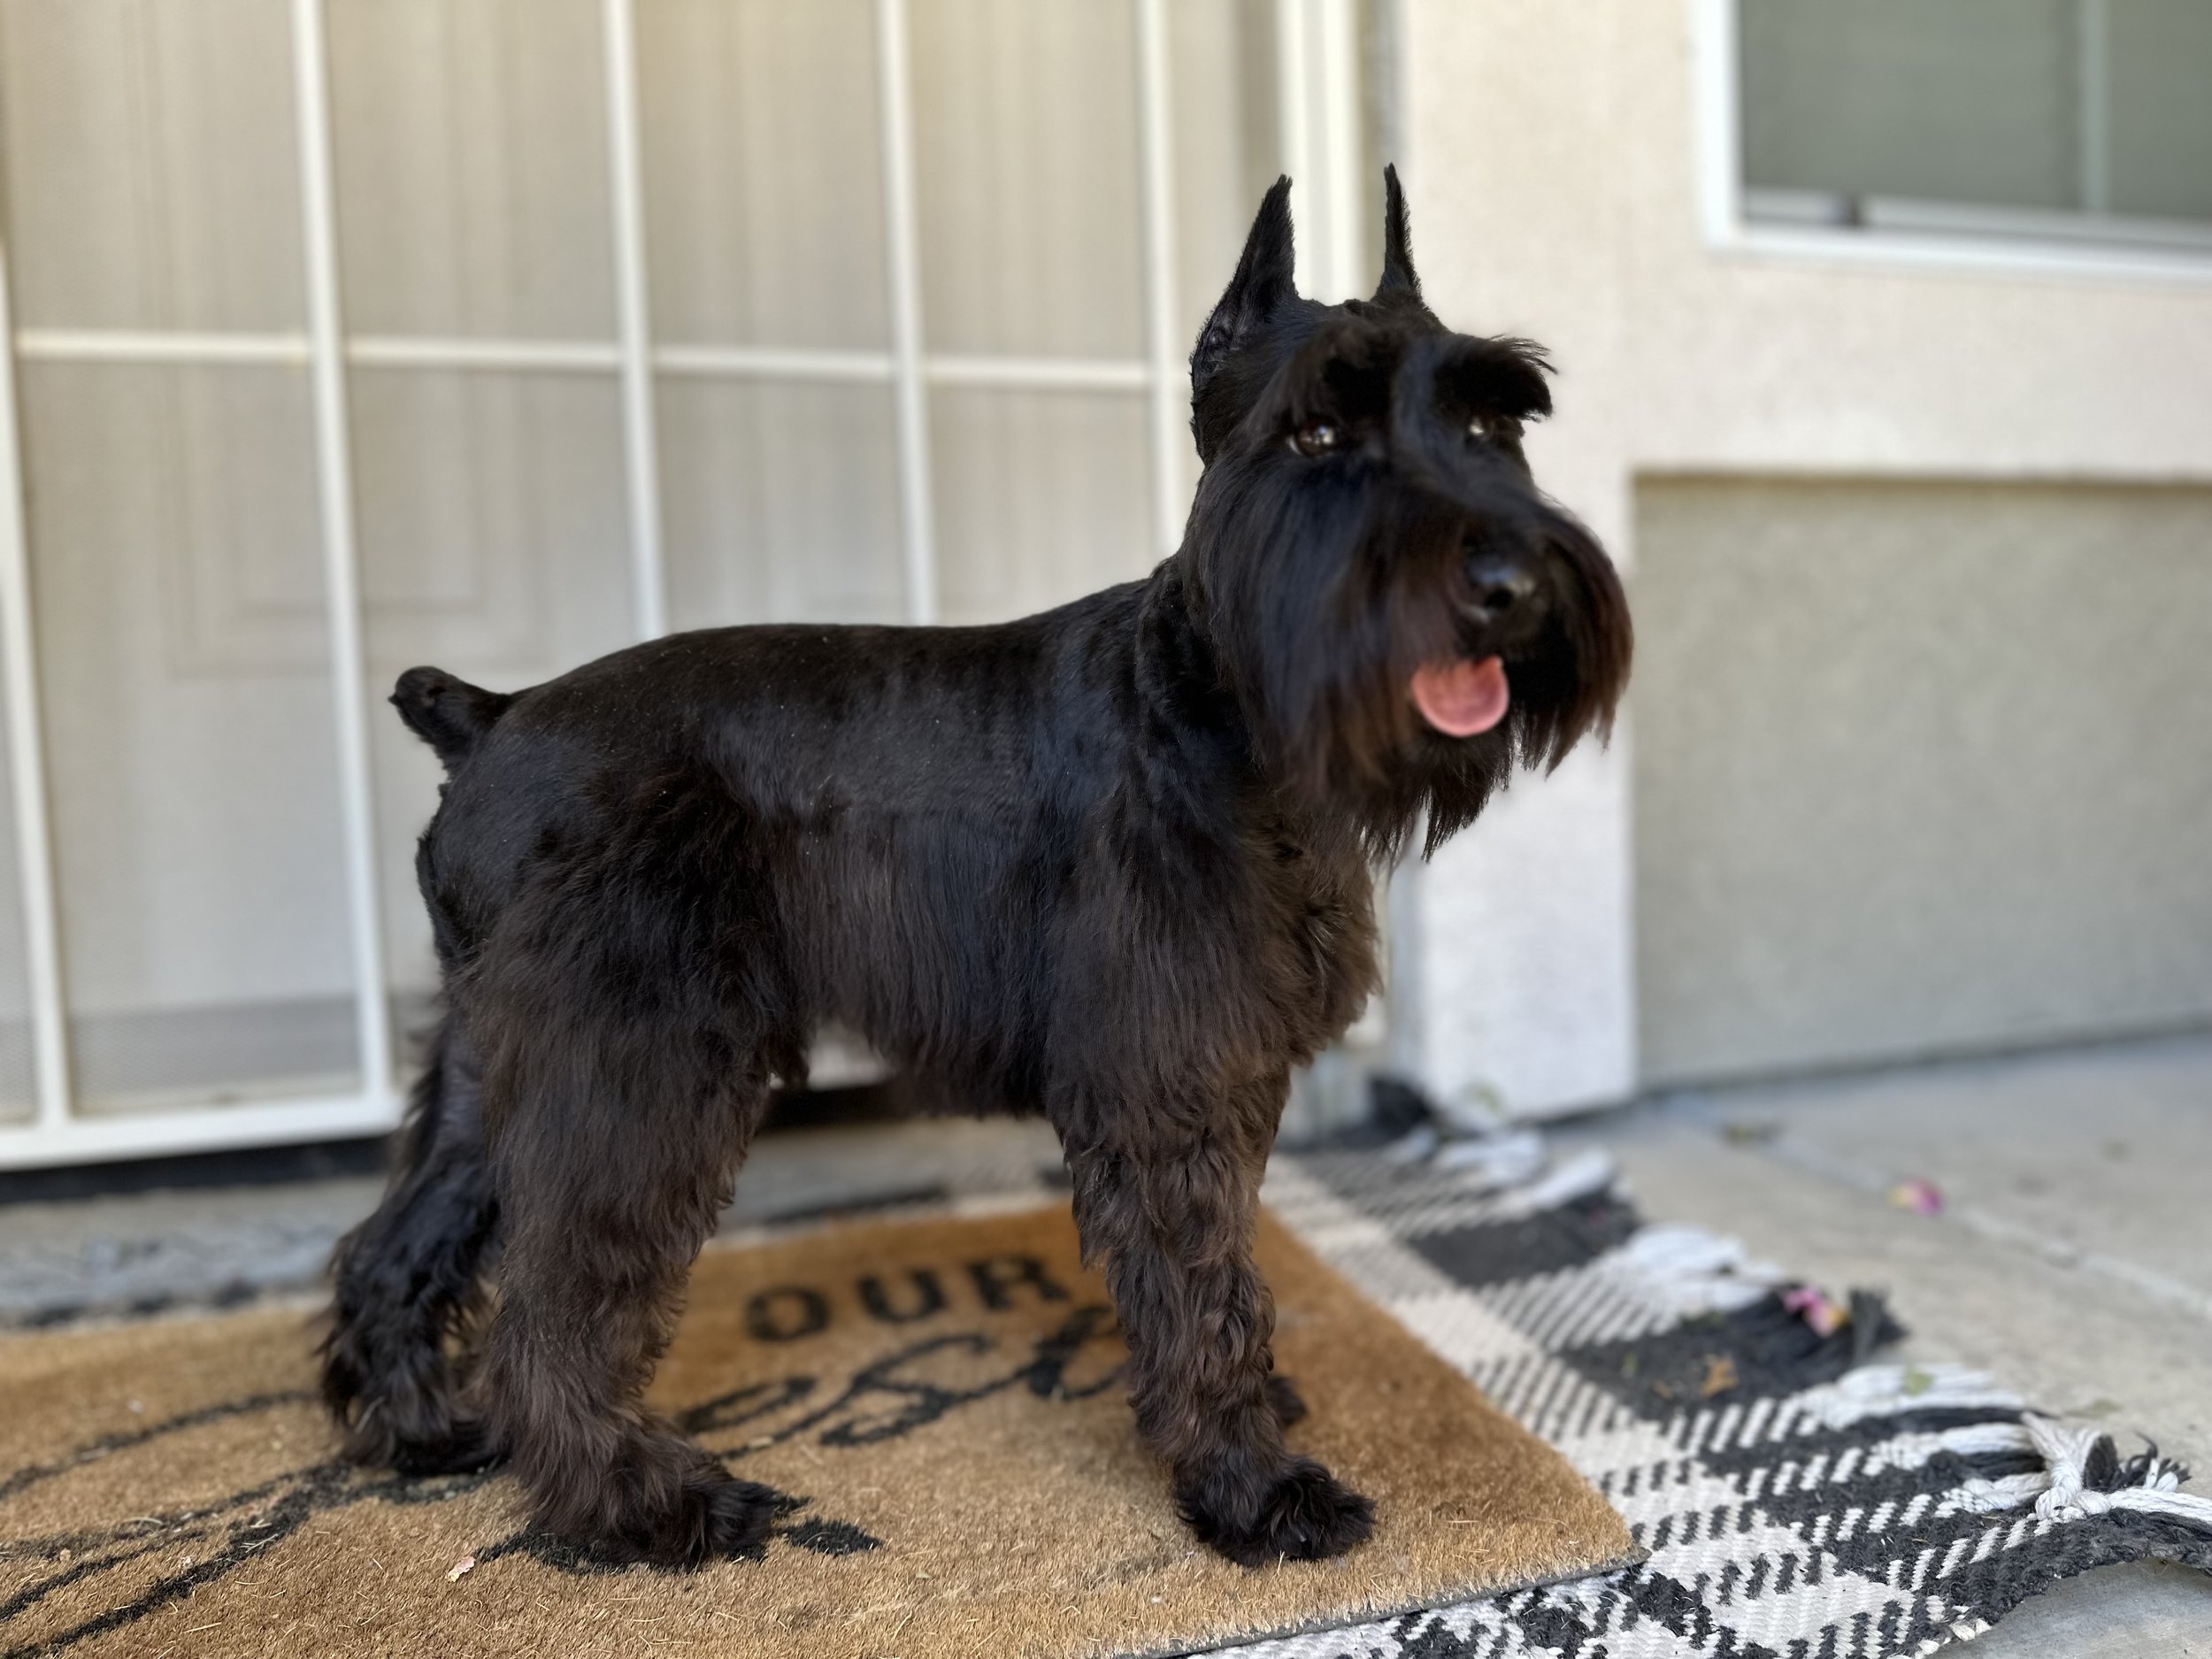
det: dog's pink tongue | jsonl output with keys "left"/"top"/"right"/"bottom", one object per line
{"left": 1409, "top": 657, "right": 1510, "bottom": 737}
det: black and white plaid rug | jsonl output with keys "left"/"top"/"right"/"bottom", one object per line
{"left": 1196, "top": 1134, "right": 2212, "bottom": 1659}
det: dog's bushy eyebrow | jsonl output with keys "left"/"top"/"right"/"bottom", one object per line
{"left": 1317, "top": 345, "right": 1397, "bottom": 425}
{"left": 1264, "top": 318, "right": 1402, "bottom": 428}
{"left": 1432, "top": 337, "right": 1555, "bottom": 420}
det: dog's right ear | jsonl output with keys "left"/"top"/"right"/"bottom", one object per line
{"left": 1190, "top": 176, "right": 1295, "bottom": 403}
{"left": 1375, "top": 164, "right": 1419, "bottom": 297}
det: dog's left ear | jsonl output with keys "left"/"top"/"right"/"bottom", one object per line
{"left": 1375, "top": 164, "right": 1418, "bottom": 298}
{"left": 1191, "top": 175, "right": 1296, "bottom": 403}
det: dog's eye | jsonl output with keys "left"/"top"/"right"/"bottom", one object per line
{"left": 1469, "top": 413, "right": 1523, "bottom": 445}
{"left": 1290, "top": 420, "right": 1340, "bottom": 457}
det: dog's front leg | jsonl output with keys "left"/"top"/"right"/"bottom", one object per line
{"left": 1067, "top": 1087, "right": 1374, "bottom": 1566}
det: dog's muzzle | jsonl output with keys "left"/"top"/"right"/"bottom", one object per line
{"left": 1408, "top": 543, "right": 1555, "bottom": 740}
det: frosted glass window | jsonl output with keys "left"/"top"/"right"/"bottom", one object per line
{"left": 1740, "top": 0, "right": 2212, "bottom": 241}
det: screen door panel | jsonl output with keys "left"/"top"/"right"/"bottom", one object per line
{"left": 18, "top": 363, "right": 362, "bottom": 1111}
{"left": 659, "top": 380, "right": 908, "bottom": 631}
{"left": 328, "top": 0, "right": 617, "bottom": 341}
{"left": 932, "top": 388, "right": 1155, "bottom": 625}
{"left": 0, "top": 0, "right": 1369, "bottom": 1162}
{"left": 911, "top": 0, "right": 1148, "bottom": 361}
{"left": 638, "top": 0, "right": 890, "bottom": 351}
{"left": 0, "top": 0, "right": 306, "bottom": 334}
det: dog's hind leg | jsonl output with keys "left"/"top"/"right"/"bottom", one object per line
{"left": 477, "top": 1010, "right": 777, "bottom": 1566}
{"left": 469, "top": 782, "right": 791, "bottom": 1566}
{"left": 1066, "top": 1073, "right": 1374, "bottom": 1567}
{"left": 322, "top": 1012, "right": 501, "bottom": 1473}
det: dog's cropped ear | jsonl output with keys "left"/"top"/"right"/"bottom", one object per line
{"left": 1191, "top": 175, "right": 1295, "bottom": 401}
{"left": 1375, "top": 164, "right": 1418, "bottom": 298}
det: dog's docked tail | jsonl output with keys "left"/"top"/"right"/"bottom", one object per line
{"left": 391, "top": 666, "right": 514, "bottom": 771}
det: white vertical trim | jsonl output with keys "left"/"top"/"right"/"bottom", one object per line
{"left": 2077, "top": 0, "right": 2110, "bottom": 215}
{"left": 1276, "top": 0, "right": 1313, "bottom": 279}
{"left": 1277, "top": 0, "right": 1363, "bottom": 301}
{"left": 0, "top": 233, "right": 74, "bottom": 1130}
{"left": 1691, "top": 0, "right": 1743, "bottom": 249}
{"left": 289, "top": 0, "right": 393, "bottom": 1106}
{"left": 874, "top": 0, "right": 937, "bottom": 626}
{"left": 1315, "top": 0, "right": 1363, "bottom": 302}
{"left": 1133, "top": 0, "right": 1185, "bottom": 558}
{"left": 601, "top": 0, "right": 668, "bottom": 641}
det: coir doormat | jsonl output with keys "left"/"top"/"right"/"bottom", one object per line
{"left": 0, "top": 1202, "right": 1633, "bottom": 1659}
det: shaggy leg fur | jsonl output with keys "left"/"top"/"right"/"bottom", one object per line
{"left": 322, "top": 1018, "right": 499, "bottom": 1475}
{"left": 477, "top": 1028, "right": 778, "bottom": 1566}
{"left": 467, "top": 781, "right": 795, "bottom": 1566}
{"left": 1066, "top": 1076, "right": 1373, "bottom": 1567}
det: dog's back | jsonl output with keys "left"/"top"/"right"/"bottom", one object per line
{"left": 389, "top": 580, "right": 1278, "bottom": 1107}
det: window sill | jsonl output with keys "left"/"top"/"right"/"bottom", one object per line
{"left": 1712, "top": 191, "right": 2212, "bottom": 288}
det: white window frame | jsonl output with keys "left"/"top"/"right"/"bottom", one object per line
{"left": 0, "top": 0, "right": 1368, "bottom": 1168}
{"left": 1691, "top": 0, "right": 2212, "bottom": 288}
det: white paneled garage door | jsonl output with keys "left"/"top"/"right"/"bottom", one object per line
{"left": 0, "top": 0, "right": 1386, "bottom": 1165}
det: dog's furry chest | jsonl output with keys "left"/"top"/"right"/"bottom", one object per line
{"left": 1237, "top": 830, "right": 1381, "bottom": 1058}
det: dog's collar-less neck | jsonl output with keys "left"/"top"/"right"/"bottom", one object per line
{"left": 1134, "top": 560, "right": 1375, "bottom": 872}
{"left": 1133, "top": 562, "right": 1264, "bottom": 787}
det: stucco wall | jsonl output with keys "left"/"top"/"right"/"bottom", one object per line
{"left": 1634, "top": 476, "right": 2212, "bottom": 1082}
{"left": 1394, "top": 0, "right": 2212, "bottom": 1110}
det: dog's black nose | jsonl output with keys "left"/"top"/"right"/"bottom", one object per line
{"left": 1462, "top": 553, "right": 1539, "bottom": 624}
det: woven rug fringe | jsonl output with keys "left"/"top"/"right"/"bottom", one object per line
{"left": 1793, "top": 1363, "right": 2024, "bottom": 1429}
{"left": 1952, "top": 1413, "right": 2212, "bottom": 1527}
{"left": 1609, "top": 1223, "right": 1787, "bottom": 1316}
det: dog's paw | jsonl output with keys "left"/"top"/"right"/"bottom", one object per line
{"left": 1264, "top": 1373, "right": 1309, "bottom": 1428}
{"left": 1180, "top": 1458, "right": 1376, "bottom": 1566}
{"left": 603, "top": 1471, "right": 780, "bottom": 1570}
{"left": 387, "top": 1416, "right": 503, "bottom": 1478}
{"left": 674, "top": 1474, "right": 781, "bottom": 1567}
{"left": 333, "top": 1385, "right": 498, "bottom": 1475}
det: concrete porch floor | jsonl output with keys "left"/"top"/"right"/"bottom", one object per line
{"left": 2, "top": 1038, "right": 2208, "bottom": 1654}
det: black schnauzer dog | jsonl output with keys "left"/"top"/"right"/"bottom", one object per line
{"left": 322, "top": 170, "right": 1631, "bottom": 1570}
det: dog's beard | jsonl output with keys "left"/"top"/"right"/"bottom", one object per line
{"left": 1195, "top": 488, "right": 1632, "bottom": 864}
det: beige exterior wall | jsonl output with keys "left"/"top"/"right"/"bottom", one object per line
{"left": 1633, "top": 477, "right": 2212, "bottom": 1083}
{"left": 1393, "top": 0, "right": 2212, "bottom": 1110}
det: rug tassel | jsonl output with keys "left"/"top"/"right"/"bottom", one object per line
{"left": 1954, "top": 1414, "right": 2212, "bottom": 1528}
{"left": 1609, "top": 1223, "right": 1786, "bottom": 1317}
